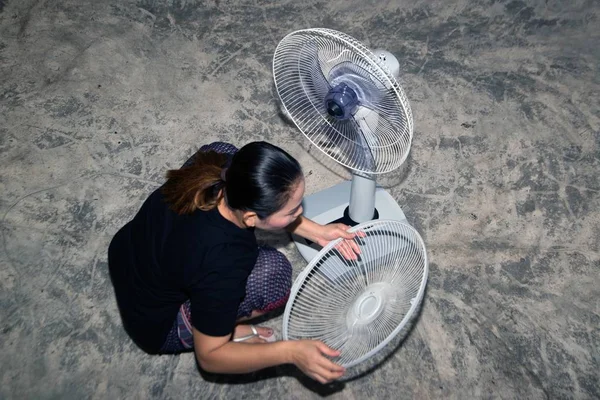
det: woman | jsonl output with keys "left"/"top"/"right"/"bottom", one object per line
{"left": 108, "top": 141, "right": 359, "bottom": 384}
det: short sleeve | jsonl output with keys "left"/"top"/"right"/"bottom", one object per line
{"left": 189, "top": 243, "right": 258, "bottom": 337}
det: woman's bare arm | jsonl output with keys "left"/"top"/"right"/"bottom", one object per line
{"left": 193, "top": 327, "right": 345, "bottom": 383}
{"left": 285, "top": 215, "right": 322, "bottom": 242}
{"left": 285, "top": 216, "right": 360, "bottom": 259}
{"left": 193, "top": 328, "right": 291, "bottom": 374}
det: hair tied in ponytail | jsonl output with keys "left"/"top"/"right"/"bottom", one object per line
{"left": 162, "top": 150, "right": 229, "bottom": 214}
{"left": 163, "top": 141, "right": 302, "bottom": 216}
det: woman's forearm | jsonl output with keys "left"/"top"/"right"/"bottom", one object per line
{"left": 197, "top": 341, "right": 294, "bottom": 374}
{"left": 286, "top": 215, "right": 322, "bottom": 242}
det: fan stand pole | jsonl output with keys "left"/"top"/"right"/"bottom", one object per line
{"left": 292, "top": 179, "right": 407, "bottom": 262}
{"left": 348, "top": 173, "right": 377, "bottom": 223}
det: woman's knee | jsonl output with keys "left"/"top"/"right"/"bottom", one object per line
{"left": 242, "top": 247, "right": 292, "bottom": 314}
{"left": 255, "top": 246, "right": 292, "bottom": 292}
{"left": 236, "top": 248, "right": 292, "bottom": 318}
{"left": 182, "top": 142, "right": 238, "bottom": 168}
{"left": 199, "top": 141, "right": 238, "bottom": 155}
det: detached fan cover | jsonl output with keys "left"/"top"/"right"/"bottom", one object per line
{"left": 283, "top": 220, "right": 428, "bottom": 368}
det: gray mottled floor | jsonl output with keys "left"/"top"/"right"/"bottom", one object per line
{"left": 1, "top": 0, "right": 599, "bottom": 398}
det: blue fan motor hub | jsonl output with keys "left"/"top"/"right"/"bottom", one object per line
{"left": 324, "top": 83, "right": 359, "bottom": 120}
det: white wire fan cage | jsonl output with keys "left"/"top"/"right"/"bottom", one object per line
{"left": 283, "top": 219, "right": 428, "bottom": 368}
{"left": 273, "top": 28, "right": 414, "bottom": 175}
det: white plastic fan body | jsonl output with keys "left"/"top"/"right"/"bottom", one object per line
{"left": 283, "top": 220, "right": 428, "bottom": 368}
{"left": 273, "top": 28, "right": 414, "bottom": 262}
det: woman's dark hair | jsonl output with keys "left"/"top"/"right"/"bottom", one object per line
{"left": 162, "top": 142, "right": 303, "bottom": 217}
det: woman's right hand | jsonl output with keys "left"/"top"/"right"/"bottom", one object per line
{"left": 289, "top": 340, "right": 346, "bottom": 384}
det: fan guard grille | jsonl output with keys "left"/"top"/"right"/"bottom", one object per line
{"left": 273, "top": 28, "right": 414, "bottom": 174}
{"left": 282, "top": 220, "right": 428, "bottom": 368}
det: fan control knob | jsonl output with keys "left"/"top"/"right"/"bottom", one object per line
{"left": 373, "top": 49, "right": 400, "bottom": 78}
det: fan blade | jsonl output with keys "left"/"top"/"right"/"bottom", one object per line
{"left": 329, "top": 116, "right": 377, "bottom": 172}
{"left": 299, "top": 39, "right": 332, "bottom": 108}
{"left": 307, "top": 114, "right": 377, "bottom": 173}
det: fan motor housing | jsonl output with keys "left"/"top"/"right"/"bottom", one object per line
{"left": 324, "top": 83, "right": 358, "bottom": 120}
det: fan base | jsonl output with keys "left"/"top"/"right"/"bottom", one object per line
{"left": 292, "top": 180, "right": 407, "bottom": 262}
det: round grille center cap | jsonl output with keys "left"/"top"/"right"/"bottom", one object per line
{"left": 359, "top": 295, "right": 378, "bottom": 318}
{"left": 348, "top": 282, "right": 388, "bottom": 327}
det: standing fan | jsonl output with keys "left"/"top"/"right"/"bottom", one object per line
{"left": 282, "top": 219, "right": 428, "bottom": 368}
{"left": 273, "top": 28, "right": 428, "bottom": 372}
{"left": 273, "top": 28, "right": 413, "bottom": 262}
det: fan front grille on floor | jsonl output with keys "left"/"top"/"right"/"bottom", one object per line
{"left": 283, "top": 220, "right": 428, "bottom": 368}
{"left": 273, "top": 28, "right": 413, "bottom": 175}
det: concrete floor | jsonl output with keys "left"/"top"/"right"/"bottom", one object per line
{"left": 1, "top": 0, "right": 599, "bottom": 398}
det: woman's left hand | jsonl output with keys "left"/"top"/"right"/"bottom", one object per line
{"left": 315, "top": 223, "right": 361, "bottom": 260}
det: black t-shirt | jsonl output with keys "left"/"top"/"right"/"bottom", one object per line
{"left": 108, "top": 187, "right": 258, "bottom": 354}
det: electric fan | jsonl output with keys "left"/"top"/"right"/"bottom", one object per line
{"left": 282, "top": 219, "right": 428, "bottom": 368}
{"left": 273, "top": 28, "right": 413, "bottom": 262}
